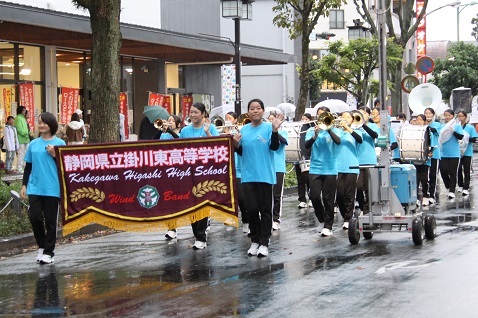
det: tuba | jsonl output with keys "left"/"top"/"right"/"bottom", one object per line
{"left": 408, "top": 83, "right": 442, "bottom": 115}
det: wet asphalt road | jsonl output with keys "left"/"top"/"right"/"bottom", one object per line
{"left": 1, "top": 162, "right": 478, "bottom": 317}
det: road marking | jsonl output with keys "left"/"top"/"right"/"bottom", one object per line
{"left": 376, "top": 260, "right": 432, "bottom": 274}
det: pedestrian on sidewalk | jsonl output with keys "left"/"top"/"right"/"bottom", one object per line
{"left": 20, "top": 112, "right": 66, "bottom": 265}
{"left": 14, "top": 106, "right": 30, "bottom": 172}
{"left": 3, "top": 116, "right": 19, "bottom": 174}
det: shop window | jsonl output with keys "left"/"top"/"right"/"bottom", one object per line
{"left": 0, "top": 43, "right": 15, "bottom": 80}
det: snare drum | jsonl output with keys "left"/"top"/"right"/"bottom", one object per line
{"left": 399, "top": 125, "right": 430, "bottom": 163}
{"left": 299, "top": 160, "right": 310, "bottom": 173}
{"left": 282, "top": 122, "right": 305, "bottom": 163}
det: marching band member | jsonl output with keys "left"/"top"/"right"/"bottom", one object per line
{"left": 161, "top": 115, "right": 182, "bottom": 240}
{"left": 295, "top": 113, "right": 314, "bottom": 208}
{"left": 370, "top": 107, "right": 399, "bottom": 159}
{"left": 305, "top": 106, "right": 341, "bottom": 237}
{"left": 439, "top": 109, "right": 464, "bottom": 199}
{"left": 335, "top": 112, "right": 362, "bottom": 229}
{"left": 355, "top": 106, "right": 379, "bottom": 215}
{"left": 233, "top": 99, "right": 285, "bottom": 257}
{"left": 457, "top": 110, "right": 477, "bottom": 196}
{"left": 159, "top": 115, "right": 181, "bottom": 140}
{"left": 424, "top": 107, "right": 441, "bottom": 204}
{"left": 177, "top": 102, "right": 219, "bottom": 249}
{"left": 224, "top": 112, "right": 249, "bottom": 234}
{"left": 268, "top": 111, "right": 289, "bottom": 230}
{"left": 412, "top": 115, "right": 434, "bottom": 206}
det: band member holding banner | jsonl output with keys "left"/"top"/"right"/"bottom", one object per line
{"left": 20, "top": 112, "right": 66, "bottom": 264}
{"left": 305, "top": 107, "right": 341, "bottom": 237}
{"left": 425, "top": 107, "right": 441, "bottom": 204}
{"left": 457, "top": 110, "right": 477, "bottom": 196}
{"left": 439, "top": 109, "right": 464, "bottom": 199}
{"left": 233, "top": 99, "right": 284, "bottom": 257}
{"left": 179, "top": 102, "right": 219, "bottom": 249}
{"left": 336, "top": 112, "right": 362, "bottom": 229}
{"left": 268, "top": 111, "right": 288, "bottom": 231}
{"left": 356, "top": 106, "right": 379, "bottom": 215}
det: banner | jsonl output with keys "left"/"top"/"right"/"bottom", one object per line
{"left": 416, "top": 0, "right": 426, "bottom": 58}
{"left": 181, "top": 95, "right": 193, "bottom": 126}
{"left": 119, "top": 92, "right": 129, "bottom": 139}
{"left": 56, "top": 136, "right": 238, "bottom": 236}
{"left": 148, "top": 92, "right": 172, "bottom": 114}
{"left": 19, "top": 82, "right": 35, "bottom": 130}
{"left": 60, "top": 87, "right": 80, "bottom": 124}
{"left": 2, "top": 87, "right": 12, "bottom": 119}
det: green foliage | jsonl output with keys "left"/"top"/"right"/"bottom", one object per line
{"left": 0, "top": 181, "right": 31, "bottom": 237}
{"left": 430, "top": 42, "right": 478, "bottom": 101}
{"left": 472, "top": 14, "right": 478, "bottom": 42}
{"left": 285, "top": 163, "right": 298, "bottom": 188}
{"left": 312, "top": 37, "right": 402, "bottom": 106}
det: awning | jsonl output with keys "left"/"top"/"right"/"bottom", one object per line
{"left": 0, "top": 1, "right": 295, "bottom": 65}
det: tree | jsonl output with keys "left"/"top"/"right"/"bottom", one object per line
{"left": 430, "top": 42, "right": 478, "bottom": 100}
{"left": 312, "top": 37, "right": 402, "bottom": 107}
{"left": 273, "top": 0, "right": 343, "bottom": 121}
{"left": 472, "top": 13, "right": 478, "bottom": 41}
{"left": 353, "top": 0, "right": 429, "bottom": 114}
{"left": 72, "top": 0, "right": 122, "bottom": 143}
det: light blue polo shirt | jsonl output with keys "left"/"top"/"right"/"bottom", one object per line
{"left": 305, "top": 127, "right": 340, "bottom": 175}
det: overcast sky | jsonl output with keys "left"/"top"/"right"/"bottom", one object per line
{"left": 425, "top": 0, "right": 477, "bottom": 42}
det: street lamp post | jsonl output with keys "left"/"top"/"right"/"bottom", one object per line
{"left": 457, "top": 1, "right": 478, "bottom": 41}
{"left": 221, "top": 0, "right": 253, "bottom": 116}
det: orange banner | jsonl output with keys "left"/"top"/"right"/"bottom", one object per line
{"left": 56, "top": 137, "right": 238, "bottom": 236}
{"left": 19, "top": 82, "right": 35, "bottom": 130}
{"left": 2, "top": 88, "right": 12, "bottom": 119}
{"left": 60, "top": 87, "right": 80, "bottom": 124}
{"left": 181, "top": 95, "right": 193, "bottom": 126}
{"left": 148, "top": 92, "right": 171, "bottom": 115}
{"left": 119, "top": 92, "right": 129, "bottom": 139}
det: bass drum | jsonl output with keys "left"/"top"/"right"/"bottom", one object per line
{"left": 282, "top": 122, "right": 305, "bottom": 163}
{"left": 399, "top": 125, "right": 430, "bottom": 164}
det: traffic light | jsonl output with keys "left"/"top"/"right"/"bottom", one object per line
{"left": 317, "top": 32, "right": 336, "bottom": 40}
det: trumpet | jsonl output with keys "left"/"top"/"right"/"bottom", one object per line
{"left": 350, "top": 110, "right": 365, "bottom": 129}
{"left": 317, "top": 112, "right": 342, "bottom": 130}
{"left": 153, "top": 118, "right": 171, "bottom": 130}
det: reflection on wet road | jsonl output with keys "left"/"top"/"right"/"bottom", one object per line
{"left": 1, "top": 159, "right": 478, "bottom": 316}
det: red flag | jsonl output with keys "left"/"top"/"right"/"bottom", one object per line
{"left": 119, "top": 92, "right": 129, "bottom": 139}
{"left": 60, "top": 87, "right": 80, "bottom": 124}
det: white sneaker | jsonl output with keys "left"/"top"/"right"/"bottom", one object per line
{"left": 193, "top": 240, "right": 207, "bottom": 250}
{"left": 247, "top": 243, "right": 259, "bottom": 256}
{"left": 416, "top": 200, "right": 421, "bottom": 206}
{"left": 317, "top": 223, "right": 324, "bottom": 233}
{"left": 463, "top": 189, "right": 470, "bottom": 196}
{"left": 243, "top": 223, "right": 249, "bottom": 233}
{"left": 457, "top": 187, "right": 463, "bottom": 193}
{"left": 257, "top": 245, "right": 269, "bottom": 257}
{"left": 428, "top": 198, "right": 435, "bottom": 204}
{"left": 272, "top": 221, "right": 280, "bottom": 230}
{"left": 448, "top": 192, "right": 455, "bottom": 199}
{"left": 165, "top": 230, "right": 177, "bottom": 239}
{"left": 422, "top": 198, "right": 429, "bottom": 206}
{"left": 36, "top": 248, "right": 44, "bottom": 263}
{"left": 321, "top": 228, "right": 333, "bottom": 237}
{"left": 39, "top": 254, "right": 54, "bottom": 265}
{"left": 308, "top": 201, "right": 313, "bottom": 207}
{"left": 342, "top": 222, "right": 349, "bottom": 230}
{"left": 298, "top": 202, "right": 307, "bottom": 208}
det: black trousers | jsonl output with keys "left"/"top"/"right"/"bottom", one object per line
{"left": 336, "top": 173, "right": 358, "bottom": 222}
{"left": 429, "top": 158, "right": 439, "bottom": 198}
{"left": 415, "top": 164, "right": 430, "bottom": 198}
{"left": 273, "top": 172, "right": 285, "bottom": 223}
{"left": 439, "top": 157, "right": 459, "bottom": 192}
{"left": 356, "top": 168, "right": 369, "bottom": 214}
{"left": 243, "top": 182, "right": 274, "bottom": 247}
{"left": 191, "top": 217, "right": 208, "bottom": 243}
{"left": 458, "top": 156, "right": 472, "bottom": 190}
{"left": 28, "top": 195, "right": 60, "bottom": 257}
{"left": 236, "top": 177, "right": 248, "bottom": 224}
{"left": 309, "top": 174, "right": 337, "bottom": 230}
{"left": 294, "top": 163, "right": 310, "bottom": 203}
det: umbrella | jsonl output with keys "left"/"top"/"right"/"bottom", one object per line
{"left": 263, "top": 106, "right": 282, "bottom": 119}
{"left": 209, "top": 105, "right": 234, "bottom": 118}
{"left": 276, "top": 103, "right": 296, "bottom": 116}
{"left": 304, "top": 107, "right": 315, "bottom": 117}
{"left": 313, "top": 99, "right": 349, "bottom": 114}
{"left": 143, "top": 106, "right": 170, "bottom": 123}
